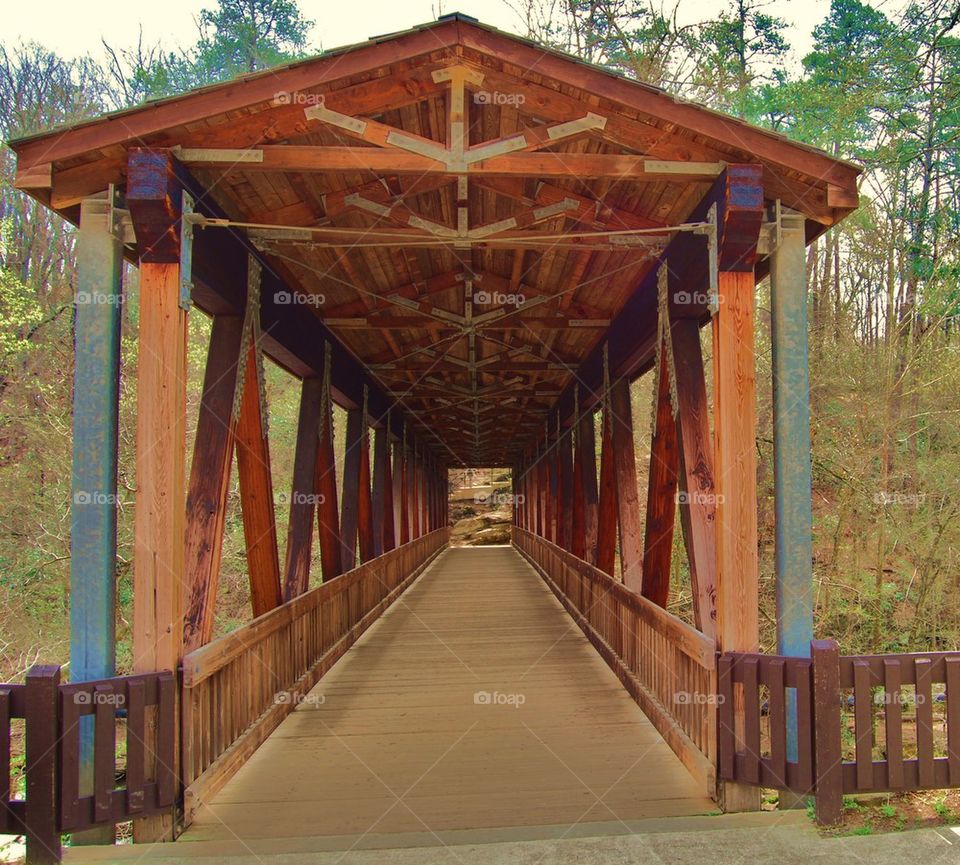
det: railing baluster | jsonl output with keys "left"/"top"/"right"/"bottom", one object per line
{"left": 883, "top": 659, "right": 903, "bottom": 790}
{"left": 915, "top": 657, "right": 934, "bottom": 788}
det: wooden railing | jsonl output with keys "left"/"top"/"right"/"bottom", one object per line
{"left": 719, "top": 640, "right": 960, "bottom": 825}
{"left": 180, "top": 527, "right": 448, "bottom": 823}
{"left": 512, "top": 527, "right": 717, "bottom": 795}
{"left": 1, "top": 665, "right": 175, "bottom": 865}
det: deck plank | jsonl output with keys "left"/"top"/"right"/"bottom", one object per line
{"left": 183, "top": 546, "right": 713, "bottom": 843}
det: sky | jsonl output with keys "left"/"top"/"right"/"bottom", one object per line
{"left": 6, "top": 0, "right": 845, "bottom": 72}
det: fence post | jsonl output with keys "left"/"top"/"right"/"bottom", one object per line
{"left": 811, "top": 639, "right": 842, "bottom": 826}
{"left": 25, "top": 664, "right": 61, "bottom": 865}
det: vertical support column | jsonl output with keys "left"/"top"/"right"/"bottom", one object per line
{"left": 315, "top": 355, "right": 342, "bottom": 581}
{"left": 283, "top": 378, "right": 322, "bottom": 599}
{"left": 770, "top": 208, "right": 814, "bottom": 761}
{"left": 609, "top": 377, "right": 643, "bottom": 591}
{"left": 340, "top": 407, "right": 364, "bottom": 571}
{"left": 25, "top": 665, "right": 61, "bottom": 865}
{"left": 558, "top": 420, "right": 574, "bottom": 551}
{"left": 356, "top": 404, "right": 374, "bottom": 563}
{"left": 596, "top": 394, "right": 617, "bottom": 576}
{"left": 375, "top": 428, "right": 396, "bottom": 553}
{"left": 127, "top": 148, "right": 188, "bottom": 842}
{"left": 70, "top": 193, "right": 122, "bottom": 835}
{"left": 714, "top": 268, "right": 760, "bottom": 812}
{"left": 394, "top": 434, "right": 407, "bottom": 545}
{"left": 576, "top": 408, "right": 599, "bottom": 564}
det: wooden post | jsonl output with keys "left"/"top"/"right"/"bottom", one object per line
{"left": 609, "top": 378, "right": 643, "bottom": 591}
{"left": 376, "top": 429, "right": 396, "bottom": 553}
{"left": 577, "top": 410, "right": 599, "bottom": 565}
{"left": 235, "top": 337, "right": 283, "bottom": 615}
{"left": 596, "top": 399, "right": 617, "bottom": 575}
{"left": 340, "top": 408, "right": 364, "bottom": 571}
{"left": 314, "top": 369, "right": 342, "bottom": 582}
{"left": 714, "top": 268, "right": 760, "bottom": 812}
{"left": 811, "top": 639, "right": 843, "bottom": 825}
{"left": 641, "top": 343, "right": 679, "bottom": 606}
{"left": 128, "top": 148, "right": 188, "bottom": 841}
{"left": 558, "top": 424, "right": 574, "bottom": 551}
{"left": 25, "top": 665, "right": 61, "bottom": 865}
{"left": 357, "top": 413, "right": 374, "bottom": 563}
{"left": 183, "top": 316, "right": 244, "bottom": 650}
{"left": 393, "top": 437, "right": 407, "bottom": 545}
{"left": 283, "top": 378, "right": 322, "bottom": 599}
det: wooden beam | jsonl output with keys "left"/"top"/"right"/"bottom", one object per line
{"left": 235, "top": 338, "right": 283, "bottom": 616}
{"left": 127, "top": 151, "right": 187, "bottom": 843}
{"left": 640, "top": 339, "right": 679, "bottom": 608}
{"left": 713, "top": 269, "right": 760, "bottom": 812}
{"left": 609, "top": 378, "right": 644, "bottom": 591}
{"left": 283, "top": 379, "right": 322, "bottom": 600}
{"left": 670, "top": 320, "right": 717, "bottom": 637}
{"left": 340, "top": 409, "right": 363, "bottom": 572}
{"left": 596, "top": 403, "right": 617, "bottom": 576}
{"left": 575, "top": 408, "right": 599, "bottom": 565}
{"left": 357, "top": 416, "right": 375, "bottom": 563}
{"left": 182, "top": 145, "right": 724, "bottom": 180}
{"left": 558, "top": 426, "right": 574, "bottom": 551}
{"left": 373, "top": 428, "right": 395, "bottom": 554}
{"left": 393, "top": 441, "right": 407, "bottom": 546}
{"left": 315, "top": 389, "right": 342, "bottom": 582}
{"left": 183, "top": 316, "right": 244, "bottom": 652}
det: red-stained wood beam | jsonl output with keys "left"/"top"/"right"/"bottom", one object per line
{"left": 315, "top": 393, "right": 342, "bottom": 582}
{"left": 596, "top": 405, "right": 617, "bottom": 576}
{"left": 357, "top": 417, "right": 374, "bottom": 563}
{"left": 671, "top": 320, "right": 718, "bottom": 636}
{"left": 394, "top": 441, "right": 407, "bottom": 545}
{"left": 640, "top": 341, "right": 679, "bottom": 607}
{"left": 609, "top": 377, "right": 644, "bottom": 591}
{"left": 283, "top": 378, "right": 322, "bottom": 600}
{"left": 577, "top": 409, "right": 600, "bottom": 566}
{"left": 371, "top": 426, "right": 388, "bottom": 556}
{"left": 183, "top": 316, "right": 244, "bottom": 652}
{"left": 340, "top": 408, "right": 363, "bottom": 572}
{"left": 235, "top": 337, "right": 283, "bottom": 616}
{"left": 558, "top": 427, "right": 574, "bottom": 551}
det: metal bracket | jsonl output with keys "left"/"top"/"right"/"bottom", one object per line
{"left": 759, "top": 200, "right": 805, "bottom": 257}
{"left": 179, "top": 191, "right": 195, "bottom": 311}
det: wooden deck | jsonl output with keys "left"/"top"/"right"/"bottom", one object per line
{"left": 182, "top": 545, "right": 713, "bottom": 845}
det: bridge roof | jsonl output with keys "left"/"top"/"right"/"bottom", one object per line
{"left": 11, "top": 13, "right": 860, "bottom": 466}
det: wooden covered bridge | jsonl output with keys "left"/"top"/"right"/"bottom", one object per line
{"left": 7, "top": 12, "right": 959, "bottom": 864}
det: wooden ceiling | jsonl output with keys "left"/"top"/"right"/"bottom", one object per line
{"left": 11, "top": 14, "right": 860, "bottom": 467}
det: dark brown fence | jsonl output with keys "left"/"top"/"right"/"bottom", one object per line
{"left": 719, "top": 639, "right": 960, "bottom": 824}
{"left": 0, "top": 666, "right": 175, "bottom": 865}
